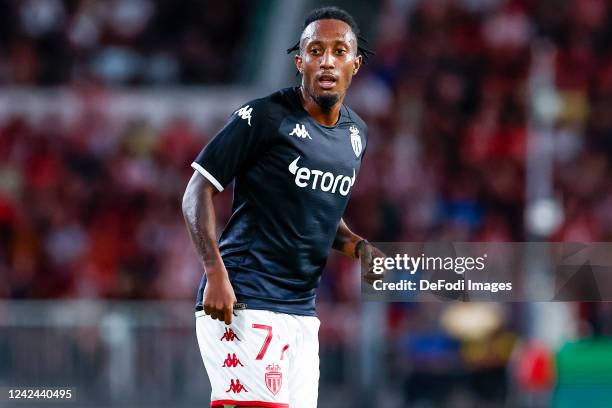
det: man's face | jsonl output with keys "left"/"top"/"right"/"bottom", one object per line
{"left": 295, "top": 19, "right": 362, "bottom": 111}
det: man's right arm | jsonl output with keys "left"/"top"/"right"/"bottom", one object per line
{"left": 182, "top": 172, "right": 236, "bottom": 325}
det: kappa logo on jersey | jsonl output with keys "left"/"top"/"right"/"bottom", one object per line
{"left": 288, "top": 156, "right": 355, "bottom": 196}
{"left": 350, "top": 125, "right": 362, "bottom": 157}
{"left": 265, "top": 364, "right": 283, "bottom": 395}
{"left": 289, "top": 123, "right": 312, "bottom": 139}
{"left": 220, "top": 328, "right": 241, "bottom": 342}
{"left": 226, "top": 379, "right": 248, "bottom": 394}
{"left": 234, "top": 105, "right": 253, "bottom": 126}
{"left": 222, "top": 353, "right": 244, "bottom": 368}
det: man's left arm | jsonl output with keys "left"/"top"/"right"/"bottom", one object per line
{"left": 331, "top": 218, "right": 363, "bottom": 259}
{"left": 332, "top": 218, "right": 385, "bottom": 283}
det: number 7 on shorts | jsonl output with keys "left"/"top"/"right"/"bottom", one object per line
{"left": 252, "top": 324, "right": 272, "bottom": 360}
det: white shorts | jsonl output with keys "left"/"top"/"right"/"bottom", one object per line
{"left": 195, "top": 309, "right": 320, "bottom": 408}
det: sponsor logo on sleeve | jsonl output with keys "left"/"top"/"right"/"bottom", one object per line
{"left": 234, "top": 105, "right": 253, "bottom": 126}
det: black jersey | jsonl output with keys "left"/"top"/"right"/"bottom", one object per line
{"left": 191, "top": 87, "right": 367, "bottom": 316}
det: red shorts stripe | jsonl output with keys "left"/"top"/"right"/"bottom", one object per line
{"left": 211, "top": 400, "right": 289, "bottom": 408}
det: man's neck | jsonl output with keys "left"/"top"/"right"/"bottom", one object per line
{"left": 299, "top": 86, "right": 342, "bottom": 127}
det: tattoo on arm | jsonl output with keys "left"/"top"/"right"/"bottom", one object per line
{"left": 182, "top": 173, "right": 222, "bottom": 269}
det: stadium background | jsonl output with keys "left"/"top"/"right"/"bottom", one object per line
{"left": 1, "top": 0, "right": 612, "bottom": 406}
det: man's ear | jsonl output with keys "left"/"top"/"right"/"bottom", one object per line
{"left": 294, "top": 54, "right": 303, "bottom": 74}
{"left": 352, "top": 54, "right": 363, "bottom": 76}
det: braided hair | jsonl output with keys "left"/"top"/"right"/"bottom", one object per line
{"left": 286, "top": 6, "right": 374, "bottom": 64}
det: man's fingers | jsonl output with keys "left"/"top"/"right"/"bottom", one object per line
{"left": 364, "top": 271, "right": 381, "bottom": 282}
{"left": 224, "top": 306, "right": 233, "bottom": 325}
{"left": 204, "top": 304, "right": 222, "bottom": 321}
{"left": 213, "top": 309, "right": 224, "bottom": 321}
{"left": 365, "top": 245, "right": 373, "bottom": 262}
{"left": 361, "top": 245, "right": 386, "bottom": 284}
{"left": 204, "top": 303, "right": 234, "bottom": 324}
{"left": 360, "top": 244, "right": 377, "bottom": 278}
{"left": 369, "top": 248, "right": 383, "bottom": 263}
{"left": 204, "top": 304, "right": 212, "bottom": 316}
{"left": 368, "top": 247, "right": 385, "bottom": 270}
{"left": 360, "top": 244, "right": 372, "bottom": 269}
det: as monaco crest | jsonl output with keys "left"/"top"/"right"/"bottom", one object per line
{"left": 265, "top": 364, "right": 282, "bottom": 395}
{"left": 350, "top": 126, "right": 362, "bottom": 157}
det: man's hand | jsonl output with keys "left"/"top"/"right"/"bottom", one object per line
{"left": 203, "top": 264, "right": 237, "bottom": 325}
{"left": 357, "top": 241, "right": 386, "bottom": 285}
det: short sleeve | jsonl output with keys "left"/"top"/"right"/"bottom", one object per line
{"left": 191, "top": 100, "right": 273, "bottom": 192}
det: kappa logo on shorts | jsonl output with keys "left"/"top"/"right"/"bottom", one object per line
{"left": 265, "top": 364, "right": 283, "bottom": 395}
{"left": 220, "top": 328, "right": 241, "bottom": 342}
{"left": 222, "top": 353, "right": 244, "bottom": 368}
{"left": 226, "top": 379, "right": 248, "bottom": 394}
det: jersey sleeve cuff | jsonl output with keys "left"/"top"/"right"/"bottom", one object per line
{"left": 191, "top": 162, "right": 224, "bottom": 192}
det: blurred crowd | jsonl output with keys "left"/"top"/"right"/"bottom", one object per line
{"left": 0, "top": 0, "right": 255, "bottom": 85}
{"left": 2, "top": 0, "right": 612, "bottom": 405}
{"left": 345, "top": 0, "right": 612, "bottom": 245}
{"left": 343, "top": 0, "right": 612, "bottom": 404}
{"left": 0, "top": 110, "right": 209, "bottom": 299}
